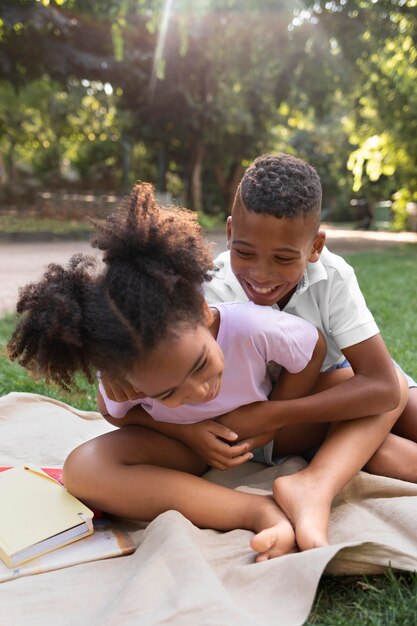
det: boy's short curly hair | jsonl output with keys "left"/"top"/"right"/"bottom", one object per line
{"left": 8, "top": 183, "right": 214, "bottom": 389}
{"left": 238, "top": 153, "right": 322, "bottom": 220}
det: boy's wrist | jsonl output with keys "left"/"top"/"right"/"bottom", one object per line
{"left": 217, "top": 402, "right": 286, "bottom": 439}
{"left": 264, "top": 401, "right": 287, "bottom": 430}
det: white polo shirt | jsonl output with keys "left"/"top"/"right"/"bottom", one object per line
{"left": 204, "top": 247, "right": 379, "bottom": 371}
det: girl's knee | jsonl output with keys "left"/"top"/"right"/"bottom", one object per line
{"left": 63, "top": 427, "right": 160, "bottom": 498}
{"left": 63, "top": 439, "right": 105, "bottom": 498}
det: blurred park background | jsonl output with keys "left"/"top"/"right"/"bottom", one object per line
{"left": 1, "top": 3, "right": 417, "bottom": 623}
{"left": 1, "top": 0, "right": 417, "bottom": 234}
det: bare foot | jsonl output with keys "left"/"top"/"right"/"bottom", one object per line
{"left": 250, "top": 496, "right": 297, "bottom": 562}
{"left": 273, "top": 470, "right": 331, "bottom": 551}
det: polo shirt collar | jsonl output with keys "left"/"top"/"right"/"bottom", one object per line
{"left": 295, "top": 257, "right": 328, "bottom": 296}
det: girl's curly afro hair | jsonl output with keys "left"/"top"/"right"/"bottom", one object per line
{"left": 8, "top": 183, "right": 214, "bottom": 389}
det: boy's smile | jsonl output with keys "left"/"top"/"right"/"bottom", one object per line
{"left": 227, "top": 203, "right": 325, "bottom": 308}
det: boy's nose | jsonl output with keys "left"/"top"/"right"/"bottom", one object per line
{"left": 249, "top": 262, "right": 275, "bottom": 282}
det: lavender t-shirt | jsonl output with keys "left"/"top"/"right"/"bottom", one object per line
{"left": 99, "top": 301, "right": 318, "bottom": 424}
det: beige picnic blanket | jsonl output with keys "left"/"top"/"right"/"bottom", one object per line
{"left": 1, "top": 392, "right": 417, "bottom": 626}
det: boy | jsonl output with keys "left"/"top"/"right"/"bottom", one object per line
{"left": 202, "top": 152, "right": 416, "bottom": 548}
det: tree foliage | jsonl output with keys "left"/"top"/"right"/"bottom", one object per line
{"left": 0, "top": 0, "right": 416, "bottom": 227}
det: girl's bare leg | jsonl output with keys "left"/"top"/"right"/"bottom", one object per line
{"left": 272, "top": 369, "right": 409, "bottom": 551}
{"left": 64, "top": 425, "right": 296, "bottom": 562}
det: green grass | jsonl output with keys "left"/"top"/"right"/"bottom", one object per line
{"left": 0, "top": 314, "right": 97, "bottom": 411}
{"left": 307, "top": 570, "right": 417, "bottom": 625}
{"left": 0, "top": 213, "right": 226, "bottom": 236}
{"left": 0, "top": 245, "right": 416, "bottom": 623}
{"left": 344, "top": 246, "right": 417, "bottom": 379}
{"left": 0, "top": 215, "right": 93, "bottom": 237}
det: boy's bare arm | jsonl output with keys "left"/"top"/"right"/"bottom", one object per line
{"left": 218, "top": 334, "right": 403, "bottom": 440}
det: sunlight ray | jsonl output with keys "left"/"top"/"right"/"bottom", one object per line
{"left": 148, "top": 0, "right": 174, "bottom": 102}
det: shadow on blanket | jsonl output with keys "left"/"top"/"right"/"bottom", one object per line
{"left": 1, "top": 392, "right": 417, "bottom": 626}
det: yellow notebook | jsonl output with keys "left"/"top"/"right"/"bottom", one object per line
{"left": 0, "top": 465, "right": 94, "bottom": 568}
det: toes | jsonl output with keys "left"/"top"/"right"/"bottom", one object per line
{"left": 251, "top": 525, "right": 296, "bottom": 560}
{"left": 255, "top": 553, "right": 270, "bottom": 563}
{"left": 250, "top": 528, "right": 276, "bottom": 554}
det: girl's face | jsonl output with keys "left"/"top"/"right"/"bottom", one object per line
{"left": 124, "top": 322, "right": 224, "bottom": 408}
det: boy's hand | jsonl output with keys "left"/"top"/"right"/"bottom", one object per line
{"left": 100, "top": 375, "right": 141, "bottom": 402}
{"left": 181, "top": 420, "right": 254, "bottom": 470}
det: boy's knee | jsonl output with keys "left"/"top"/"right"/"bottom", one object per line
{"left": 395, "top": 369, "right": 409, "bottom": 412}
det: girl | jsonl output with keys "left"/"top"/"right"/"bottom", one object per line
{"left": 8, "top": 183, "right": 325, "bottom": 562}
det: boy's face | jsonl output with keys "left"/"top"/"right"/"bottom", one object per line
{"left": 226, "top": 202, "right": 325, "bottom": 308}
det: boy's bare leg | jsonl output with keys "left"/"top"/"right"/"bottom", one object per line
{"left": 64, "top": 425, "right": 296, "bottom": 562}
{"left": 392, "top": 387, "right": 417, "bottom": 441}
{"left": 272, "top": 370, "right": 409, "bottom": 551}
{"left": 360, "top": 385, "right": 417, "bottom": 481}
{"left": 364, "top": 432, "right": 417, "bottom": 482}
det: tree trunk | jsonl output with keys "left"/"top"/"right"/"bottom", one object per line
{"left": 187, "top": 141, "right": 205, "bottom": 212}
{"left": 214, "top": 160, "right": 244, "bottom": 214}
{"left": 121, "top": 134, "right": 131, "bottom": 194}
{"left": 157, "top": 146, "right": 167, "bottom": 192}
{"left": 7, "top": 143, "right": 17, "bottom": 192}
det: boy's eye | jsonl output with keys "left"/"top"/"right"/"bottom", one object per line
{"left": 274, "top": 256, "right": 294, "bottom": 263}
{"left": 234, "top": 248, "right": 255, "bottom": 258}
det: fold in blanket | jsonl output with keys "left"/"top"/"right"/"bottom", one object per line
{"left": 1, "top": 392, "right": 417, "bottom": 626}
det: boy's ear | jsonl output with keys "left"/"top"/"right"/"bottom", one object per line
{"left": 308, "top": 230, "right": 326, "bottom": 263}
{"left": 226, "top": 216, "right": 232, "bottom": 249}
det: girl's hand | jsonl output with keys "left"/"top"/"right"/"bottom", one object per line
{"left": 181, "top": 420, "right": 254, "bottom": 470}
{"left": 100, "top": 375, "right": 142, "bottom": 402}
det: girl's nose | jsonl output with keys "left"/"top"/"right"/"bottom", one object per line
{"left": 186, "top": 380, "right": 210, "bottom": 402}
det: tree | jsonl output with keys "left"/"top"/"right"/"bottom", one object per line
{"left": 295, "top": 0, "right": 417, "bottom": 226}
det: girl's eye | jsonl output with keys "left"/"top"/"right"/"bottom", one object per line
{"left": 159, "top": 390, "right": 175, "bottom": 401}
{"left": 194, "top": 358, "right": 208, "bottom": 374}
